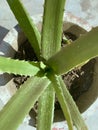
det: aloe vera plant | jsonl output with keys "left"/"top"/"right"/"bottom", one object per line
{"left": 0, "top": 0, "right": 98, "bottom": 130}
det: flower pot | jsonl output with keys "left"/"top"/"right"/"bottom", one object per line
{"left": 0, "top": 14, "right": 98, "bottom": 130}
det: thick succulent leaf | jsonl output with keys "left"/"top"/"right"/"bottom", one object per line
{"left": 0, "top": 76, "right": 50, "bottom": 130}
{"left": 47, "top": 27, "right": 98, "bottom": 75}
{"left": 0, "top": 56, "right": 40, "bottom": 76}
{"left": 49, "top": 74, "right": 73, "bottom": 130}
{"left": 7, "top": 0, "right": 41, "bottom": 59}
{"left": 59, "top": 77, "right": 88, "bottom": 130}
{"left": 37, "top": 83, "right": 55, "bottom": 130}
{"left": 41, "top": 0, "right": 66, "bottom": 60}
{"left": 37, "top": 0, "right": 66, "bottom": 129}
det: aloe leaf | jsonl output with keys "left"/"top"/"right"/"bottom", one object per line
{"left": 0, "top": 75, "right": 50, "bottom": 130}
{"left": 47, "top": 27, "right": 98, "bottom": 75}
{"left": 37, "top": 83, "right": 55, "bottom": 130}
{"left": 59, "top": 77, "right": 88, "bottom": 130}
{"left": 41, "top": 0, "right": 66, "bottom": 60}
{"left": 7, "top": 0, "right": 41, "bottom": 59}
{"left": 38, "top": 0, "right": 66, "bottom": 129}
{"left": 50, "top": 75, "right": 73, "bottom": 130}
{"left": 0, "top": 56, "right": 41, "bottom": 76}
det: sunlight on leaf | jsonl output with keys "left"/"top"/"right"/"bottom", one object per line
{"left": 0, "top": 76, "right": 50, "bottom": 130}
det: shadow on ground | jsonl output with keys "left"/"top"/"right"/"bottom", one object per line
{"left": 0, "top": 26, "right": 9, "bottom": 43}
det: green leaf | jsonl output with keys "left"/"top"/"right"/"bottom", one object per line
{"left": 58, "top": 77, "right": 88, "bottom": 130}
{"left": 0, "top": 56, "right": 41, "bottom": 76}
{"left": 0, "top": 76, "right": 50, "bottom": 130}
{"left": 37, "top": 83, "right": 55, "bottom": 130}
{"left": 7, "top": 0, "right": 41, "bottom": 59}
{"left": 41, "top": 0, "right": 66, "bottom": 60}
{"left": 50, "top": 75, "right": 73, "bottom": 130}
{"left": 38, "top": 1, "right": 66, "bottom": 129}
{"left": 47, "top": 27, "right": 98, "bottom": 75}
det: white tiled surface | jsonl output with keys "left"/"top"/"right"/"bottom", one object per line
{"left": 1, "top": 0, "right": 98, "bottom": 30}
{"left": 0, "top": 0, "right": 44, "bottom": 42}
{"left": 0, "top": 0, "right": 44, "bottom": 29}
{"left": 66, "top": 0, "right": 98, "bottom": 27}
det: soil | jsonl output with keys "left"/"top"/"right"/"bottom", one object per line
{"left": 13, "top": 33, "right": 95, "bottom": 123}
{"left": 62, "top": 59, "right": 95, "bottom": 101}
{"left": 14, "top": 40, "right": 37, "bottom": 88}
